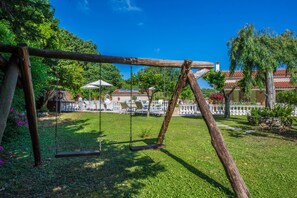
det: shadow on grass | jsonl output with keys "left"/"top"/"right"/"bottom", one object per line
{"left": 106, "top": 138, "right": 156, "bottom": 146}
{"left": 160, "top": 149, "right": 234, "bottom": 197}
{"left": 1, "top": 116, "right": 165, "bottom": 197}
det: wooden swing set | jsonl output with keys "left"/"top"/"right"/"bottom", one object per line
{"left": 0, "top": 44, "right": 250, "bottom": 198}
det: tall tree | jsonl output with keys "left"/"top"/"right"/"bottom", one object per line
{"left": 0, "top": 0, "right": 59, "bottom": 48}
{"left": 203, "top": 70, "right": 236, "bottom": 118}
{"left": 137, "top": 67, "right": 163, "bottom": 117}
{"left": 136, "top": 67, "right": 179, "bottom": 116}
{"left": 40, "top": 29, "right": 124, "bottom": 108}
{"left": 228, "top": 24, "right": 297, "bottom": 109}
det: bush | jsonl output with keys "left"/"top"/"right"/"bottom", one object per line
{"left": 276, "top": 90, "right": 297, "bottom": 105}
{"left": 0, "top": 145, "right": 4, "bottom": 166}
{"left": 209, "top": 93, "right": 224, "bottom": 104}
{"left": 3, "top": 108, "right": 28, "bottom": 142}
{"left": 248, "top": 105, "right": 294, "bottom": 127}
{"left": 140, "top": 128, "right": 152, "bottom": 139}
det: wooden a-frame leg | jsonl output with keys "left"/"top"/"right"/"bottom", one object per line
{"left": 18, "top": 45, "right": 42, "bottom": 167}
{"left": 156, "top": 60, "right": 192, "bottom": 144}
{"left": 0, "top": 56, "right": 20, "bottom": 144}
{"left": 187, "top": 70, "right": 250, "bottom": 198}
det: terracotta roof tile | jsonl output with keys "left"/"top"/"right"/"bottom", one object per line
{"left": 224, "top": 81, "right": 297, "bottom": 89}
{"left": 222, "top": 69, "right": 290, "bottom": 79}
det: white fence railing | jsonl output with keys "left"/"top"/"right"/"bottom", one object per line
{"left": 208, "top": 104, "right": 264, "bottom": 116}
{"left": 61, "top": 100, "right": 297, "bottom": 117}
{"left": 179, "top": 104, "right": 199, "bottom": 115}
{"left": 178, "top": 104, "right": 266, "bottom": 116}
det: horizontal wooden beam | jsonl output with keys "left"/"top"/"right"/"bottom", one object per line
{"left": 0, "top": 45, "right": 214, "bottom": 69}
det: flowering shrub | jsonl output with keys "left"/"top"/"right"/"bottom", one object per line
{"left": 11, "top": 108, "right": 28, "bottom": 127}
{"left": 0, "top": 145, "right": 4, "bottom": 166}
{"left": 3, "top": 108, "right": 28, "bottom": 142}
{"left": 209, "top": 93, "right": 224, "bottom": 104}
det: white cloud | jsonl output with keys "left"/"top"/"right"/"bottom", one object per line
{"left": 111, "top": 0, "right": 142, "bottom": 12}
{"left": 77, "top": 0, "right": 90, "bottom": 13}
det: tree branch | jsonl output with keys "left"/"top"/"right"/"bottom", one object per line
{"left": 227, "top": 86, "right": 236, "bottom": 97}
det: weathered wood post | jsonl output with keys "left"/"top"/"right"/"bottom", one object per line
{"left": 187, "top": 70, "right": 250, "bottom": 198}
{"left": 18, "top": 44, "right": 41, "bottom": 166}
{"left": 0, "top": 56, "right": 20, "bottom": 144}
{"left": 156, "top": 60, "right": 192, "bottom": 144}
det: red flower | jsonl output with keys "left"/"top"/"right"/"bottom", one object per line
{"left": 209, "top": 93, "right": 224, "bottom": 103}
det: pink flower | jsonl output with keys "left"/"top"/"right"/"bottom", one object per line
{"left": 0, "top": 159, "right": 4, "bottom": 166}
{"left": 0, "top": 146, "right": 3, "bottom": 151}
{"left": 10, "top": 108, "right": 14, "bottom": 113}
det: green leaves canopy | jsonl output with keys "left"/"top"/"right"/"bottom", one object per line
{"left": 227, "top": 24, "right": 297, "bottom": 95}
{"left": 203, "top": 70, "right": 226, "bottom": 91}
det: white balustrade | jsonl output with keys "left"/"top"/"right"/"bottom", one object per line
{"left": 179, "top": 104, "right": 199, "bottom": 115}
{"left": 179, "top": 104, "right": 265, "bottom": 116}
{"left": 71, "top": 100, "right": 297, "bottom": 118}
{"left": 208, "top": 104, "right": 264, "bottom": 116}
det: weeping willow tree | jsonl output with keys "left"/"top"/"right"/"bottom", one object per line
{"left": 228, "top": 24, "right": 297, "bottom": 109}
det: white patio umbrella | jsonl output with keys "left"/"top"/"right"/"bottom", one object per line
{"left": 80, "top": 80, "right": 113, "bottom": 109}
{"left": 81, "top": 84, "right": 100, "bottom": 105}
{"left": 89, "top": 79, "right": 113, "bottom": 87}
{"left": 81, "top": 84, "right": 100, "bottom": 89}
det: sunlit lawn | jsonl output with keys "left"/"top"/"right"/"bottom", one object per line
{"left": 1, "top": 112, "right": 297, "bottom": 197}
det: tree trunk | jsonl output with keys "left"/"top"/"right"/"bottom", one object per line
{"left": 187, "top": 70, "right": 250, "bottom": 198}
{"left": 223, "top": 88, "right": 235, "bottom": 119}
{"left": 40, "top": 89, "right": 55, "bottom": 110}
{"left": 146, "top": 91, "right": 153, "bottom": 117}
{"left": 0, "top": 56, "right": 19, "bottom": 144}
{"left": 224, "top": 95, "right": 231, "bottom": 118}
{"left": 265, "top": 70, "right": 275, "bottom": 110}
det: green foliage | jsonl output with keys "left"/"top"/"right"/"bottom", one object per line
{"left": 249, "top": 105, "right": 294, "bottom": 125}
{"left": 276, "top": 90, "right": 297, "bottom": 105}
{"left": 203, "top": 70, "right": 226, "bottom": 91}
{"left": 0, "top": 21, "right": 16, "bottom": 45}
{"left": 31, "top": 58, "right": 51, "bottom": 99}
{"left": 0, "top": 0, "right": 59, "bottom": 48}
{"left": 180, "top": 85, "right": 194, "bottom": 100}
{"left": 3, "top": 109, "right": 28, "bottom": 142}
{"left": 57, "top": 29, "right": 123, "bottom": 97}
{"left": 201, "top": 88, "right": 215, "bottom": 98}
{"left": 228, "top": 24, "right": 297, "bottom": 99}
{"left": 137, "top": 67, "right": 179, "bottom": 96}
{"left": 139, "top": 127, "right": 152, "bottom": 138}
{"left": 138, "top": 67, "right": 163, "bottom": 93}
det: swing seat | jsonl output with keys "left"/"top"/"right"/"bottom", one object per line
{"left": 55, "top": 150, "right": 101, "bottom": 158}
{"left": 129, "top": 144, "right": 165, "bottom": 152}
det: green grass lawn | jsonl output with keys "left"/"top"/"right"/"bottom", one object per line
{"left": 1, "top": 113, "right": 297, "bottom": 197}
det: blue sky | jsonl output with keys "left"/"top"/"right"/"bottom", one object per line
{"left": 50, "top": 0, "right": 297, "bottom": 88}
